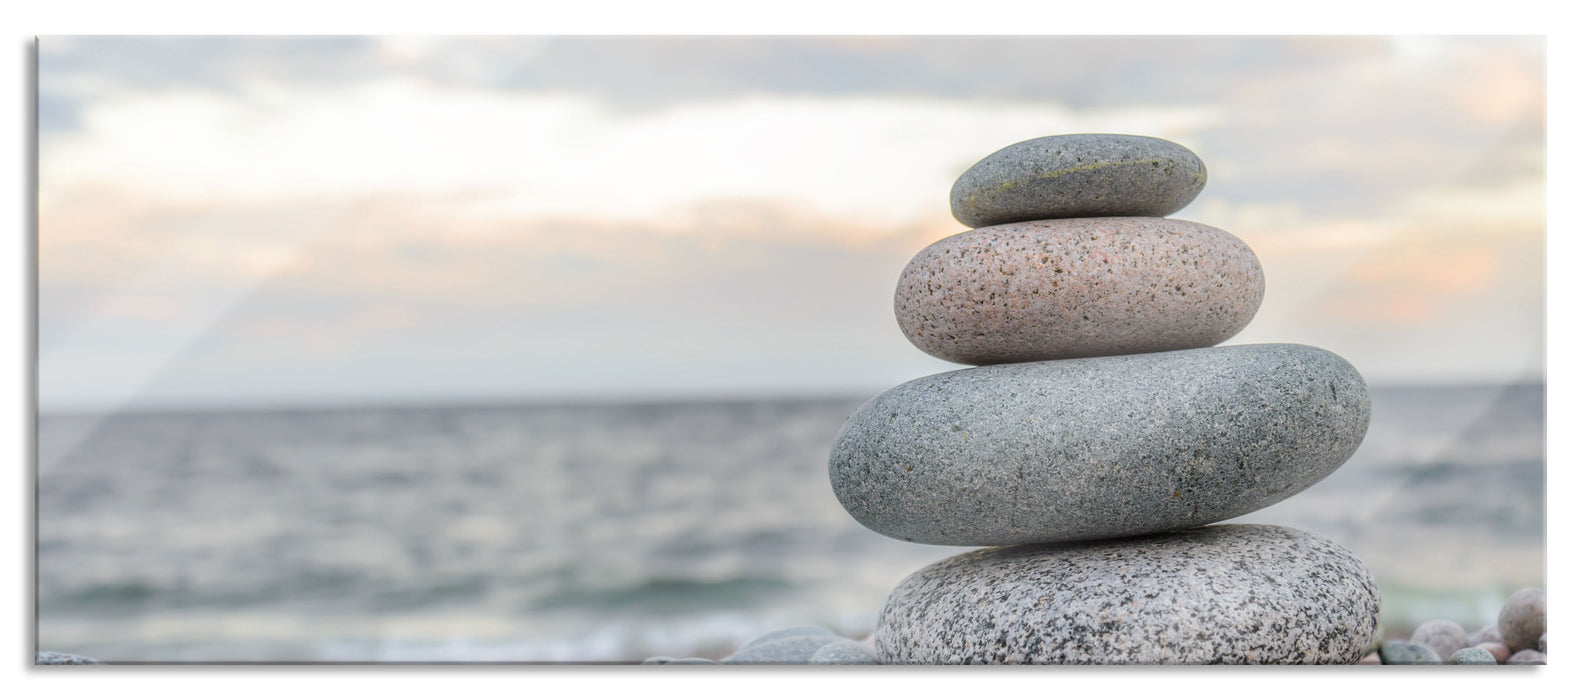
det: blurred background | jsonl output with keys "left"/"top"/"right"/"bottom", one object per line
{"left": 36, "top": 36, "right": 1544, "bottom": 662}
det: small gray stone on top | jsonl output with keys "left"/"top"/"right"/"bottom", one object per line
{"left": 36, "top": 651, "right": 103, "bottom": 665}
{"left": 810, "top": 639, "right": 881, "bottom": 665}
{"left": 949, "top": 134, "right": 1207, "bottom": 227}
{"left": 1507, "top": 649, "right": 1546, "bottom": 665}
{"left": 1498, "top": 588, "right": 1545, "bottom": 652}
{"left": 723, "top": 635, "right": 841, "bottom": 665}
{"left": 1410, "top": 620, "right": 1467, "bottom": 663}
{"left": 1378, "top": 641, "right": 1440, "bottom": 665}
{"left": 1448, "top": 647, "right": 1498, "bottom": 665}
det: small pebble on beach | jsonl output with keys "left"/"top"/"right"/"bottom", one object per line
{"left": 1410, "top": 620, "right": 1468, "bottom": 662}
{"left": 1448, "top": 647, "right": 1498, "bottom": 665}
{"left": 1379, "top": 641, "right": 1441, "bottom": 665}
{"left": 1475, "top": 642, "right": 1512, "bottom": 664}
{"left": 1507, "top": 649, "right": 1546, "bottom": 665}
{"left": 1498, "top": 587, "right": 1545, "bottom": 652}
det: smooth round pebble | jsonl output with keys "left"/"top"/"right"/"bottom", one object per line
{"left": 1379, "top": 641, "right": 1441, "bottom": 665}
{"left": 722, "top": 635, "right": 840, "bottom": 665}
{"left": 1475, "top": 642, "right": 1511, "bottom": 664}
{"left": 949, "top": 134, "right": 1207, "bottom": 227}
{"left": 1507, "top": 649, "right": 1546, "bottom": 665}
{"left": 894, "top": 217, "right": 1264, "bottom": 365}
{"left": 740, "top": 626, "right": 837, "bottom": 649}
{"left": 830, "top": 343, "right": 1370, "bottom": 546}
{"left": 1410, "top": 620, "right": 1468, "bottom": 662}
{"left": 1466, "top": 624, "right": 1503, "bottom": 646}
{"left": 1357, "top": 652, "right": 1382, "bottom": 665}
{"left": 36, "top": 651, "right": 104, "bottom": 665}
{"left": 809, "top": 639, "right": 881, "bottom": 665}
{"left": 1498, "top": 588, "right": 1545, "bottom": 651}
{"left": 1448, "top": 647, "right": 1498, "bottom": 665}
{"left": 874, "top": 524, "right": 1380, "bottom": 664}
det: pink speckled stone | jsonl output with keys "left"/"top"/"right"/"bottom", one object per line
{"left": 894, "top": 217, "right": 1264, "bottom": 365}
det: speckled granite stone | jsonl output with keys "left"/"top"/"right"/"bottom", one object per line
{"left": 1410, "top": 620, "right": 1468, "bottom": 662}
{"left": 873, "top": 524, "right": 1379, "bottom": 665}
{"left": 949, "top": 134, "right": 1207, "bottom": 228}
{"left": 1448, "top": 647, "right": 1498, "bottom": 665}
{"left": 1498, "top": 588, "right": 1545, "bottom": 652}
{"left": 809, "top": 639, "right": 881, "bottom": 665}
{"left": 894, "top": 217, "right": 1263, "bottom": 365}
{"left": 1475, "top": 642, "right": 1511, "bottom": 664}
{"left": 829, "top": 343, "right": 1370, "bottom": 546}
{"left": 35, "top": 651, "right": 103, "bottom": 665}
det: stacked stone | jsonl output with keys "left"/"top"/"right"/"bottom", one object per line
{"left": 828, "top": 134, "right": 1381, "bottom": 664}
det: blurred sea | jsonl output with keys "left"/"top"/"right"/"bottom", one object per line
{"left": 36, "top": 382, "right": 1544, "bottom": 662}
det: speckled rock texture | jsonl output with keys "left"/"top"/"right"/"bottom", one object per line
{"left": 873, "top": 525, "right": 1379, "bottom": 665}
{"left": 1377, "top": 641, "right": 1440, "bottom": 665}
{"left": 894, "top": 217, "right": 1264, "bottom": 365}
{"left": 829, "top": 343, "right": 1370, "bottom": 546}
{"left": 1498, "top": 588, "right": 1545, "bottom": 652}
{"left": 1410, "top": 620, "right": 1468, "bottom": 662}
{"left": 950, "top": 134, "right": 1208, "bottom": 228}
{"left": 1448, "top": 647, "right": 1498, "bottom": 665}
{"left": 35, "top": 651, "right": 104, "bottom": 665}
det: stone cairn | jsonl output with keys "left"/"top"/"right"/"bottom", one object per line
{"left": 828, "top": 134, "right": 1381, "bottom": 664}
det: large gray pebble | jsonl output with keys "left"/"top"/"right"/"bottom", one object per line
{"left": 1498, "top": 588, "right": 1545, "bottom": 651}
{"left": 950, "top": 134, "right": 1207, "bottom": 227}
{"left": 874, "top": 524, "right": 1380, "bottom": 664}
{"left": 1507, "top": 649, "right": 1546, "bottom": 665}
{"left": 1379, "top": 641, "right": 1441, "bottom": 665}
{"left": 809, "top": 639, "right": 881, "bottom": 665}
{"left": 829, "top": 344, "right": 1370, "bottom": 545}
{"left": 1448, "top": 647, "right": 1498, "bottom": 665}
{"left": 894, "top": 217, "right": 1263, "bottom": 365}
{"left": 36, "top": 651, "right": 104, "bottom": 665}
{"left": 1410, "top": 620, "right": 1467, "bottom": 662}
{"left": 722, "top": 635, "right": 841, "bottom": 665}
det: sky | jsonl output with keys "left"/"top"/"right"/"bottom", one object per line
{"left": 36, "top": 35, "right": 1546, "bottom": 412}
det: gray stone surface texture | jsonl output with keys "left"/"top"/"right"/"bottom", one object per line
{"left": 1506, "top": 649, "right": 1546, "bottom": 665}
{"left": 36, "top": 651, "right": 104, "bottom": 665}
{"left": 1447, "top": 647, "right": 1498, "bottom": 665}
{"left": 722, "top": 635, "right": 840, "bottom": 664}
{"left": 1475, "top": 642, "right": 1511, "bottom": 664}
{"left": 809, "top": 639, "right": 882, "bottom": 665}
{"left": 949, "top": 134, "right": 1208, "bottom": 227}
{"left": 1498, "top": 588, "right": 1546, "bottom": 652}
{"left": 740, "top": 626, "right": 837, "bottom": 649}
{"left": 1379, "top": 641, "right": 1441, "bottom": 665}
{"left": 873, "top": 524, "right": 1380, "bottom": 665}
{"left": 894, "top": 217, "right": 1264, "bottom": 365}
{"left": 1410, "top": 620, "right": 1468, "bottom": 662}
{"left": 829, "top": 343, "right": 1371, "bottom": 546}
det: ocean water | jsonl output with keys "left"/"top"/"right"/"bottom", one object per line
{"left": 35, "top": 382, "right": 1544, "bottom": 662}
